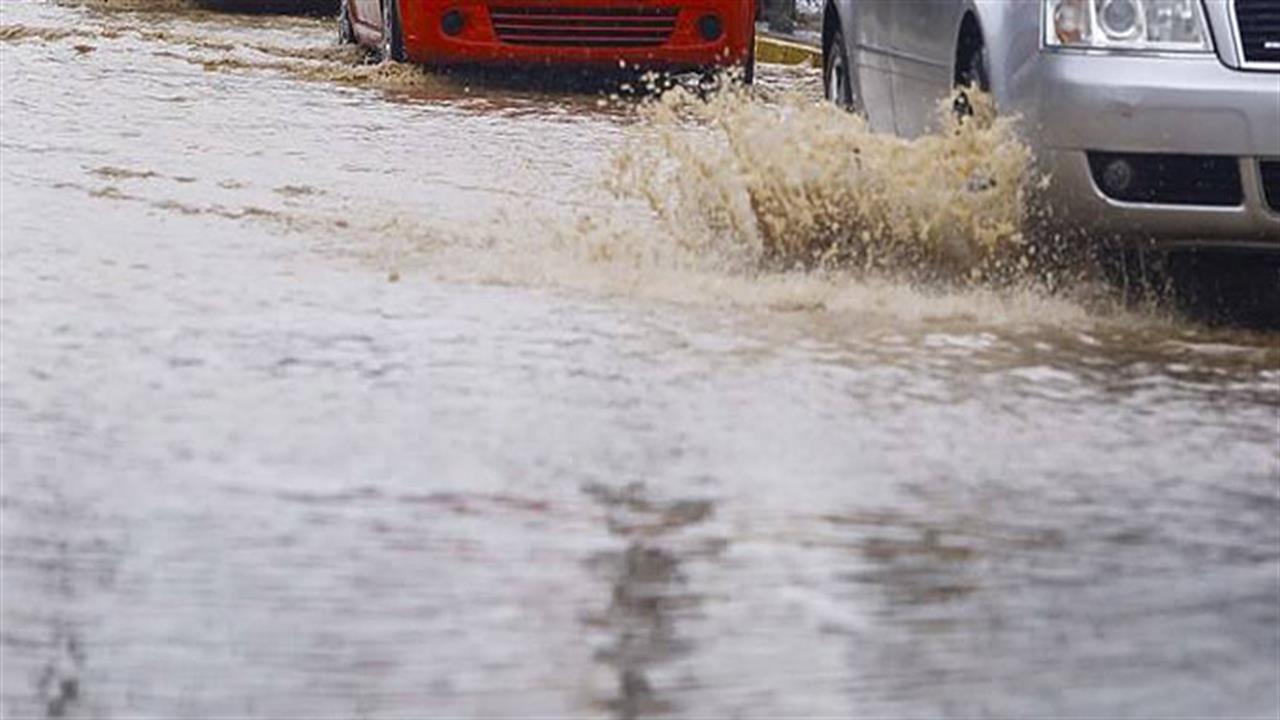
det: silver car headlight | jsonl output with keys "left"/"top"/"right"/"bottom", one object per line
{"left": 1043, "top": 0, "right": 1212, "bottom": 52}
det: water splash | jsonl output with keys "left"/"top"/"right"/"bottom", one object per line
{"left": 609, "top": 84, "right": 1034, "bottom": 284}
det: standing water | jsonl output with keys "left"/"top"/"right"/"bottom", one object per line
{"left": 2, "top": 1, "right": 1278, "bottom": 718}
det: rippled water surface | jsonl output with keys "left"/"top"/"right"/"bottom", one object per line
{"left": 2, "top": 2, "right": 1278, "bottom": 718}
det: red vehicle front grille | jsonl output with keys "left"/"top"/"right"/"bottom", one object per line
{"left": 489, "top": 6, "right": 680, "bottom": 47}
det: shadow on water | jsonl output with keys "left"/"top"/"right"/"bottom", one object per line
{"left": 192, "top": 0, "right": 337, "bottom": 15}
{"left": 1161, "top": 251, "right": 1280, "bottom": 330}
{"left": 1097, "top": 245, "right": 1280, "bottom": 331}
{"left": 3, "top": 487, "right": 101, "bottom": 720}
{"left": 417, "top": 63, "right": 723, "bottom": 103}
{"left": 581, "top": 482, "right": 721, "bottom": 720}
{"left": 37, "top": 634, "right": 84, "bottom": 719}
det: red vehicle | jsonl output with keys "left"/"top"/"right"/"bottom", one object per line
{"left": 337, "top": 0, "right": 757, "bottom": 81}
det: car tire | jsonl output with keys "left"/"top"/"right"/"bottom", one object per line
{"left": 741, "top": 23, "right": 756, "bottom": 85}
{"left": 337, "top": 0, "right": 355, "bottom": 45}
{"left": 953, "top": 43, "right": 989, "bottom": 119}
{"left": 823, "top": 27, "right": 854, "bottom": 111}
{"left": 957, "top": 44, "right": 990, "bottom": 93}
{"left": 380, "top": 0, "right": 406, "bottom": 63}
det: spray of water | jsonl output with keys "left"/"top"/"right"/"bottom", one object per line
{"left": 608, "top": 83, "right": 1035, "bottom": 284}
{"left": 1, "top": 5, "right": 1182, "bottom": 326}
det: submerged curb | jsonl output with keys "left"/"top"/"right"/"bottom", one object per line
{"left": 756, "top": 32, "right": 822, "bottom": 67}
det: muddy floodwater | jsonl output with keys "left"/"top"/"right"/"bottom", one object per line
{"left": 2, "top": 2, "right": 1278, "bottom": 718}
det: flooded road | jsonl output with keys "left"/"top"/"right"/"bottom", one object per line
{"left": 2, "top": 1, "right": 1278, "bottom": 717}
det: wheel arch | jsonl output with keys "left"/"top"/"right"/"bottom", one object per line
{"left": 953, "top": 9, "right": 986, "bottom": 87}
{"left": 949, "top": 1, "right": 1034, "bottom": 109}
{"left": 821, "top": 0, "right": 855, "bottom": 65}
{"left": 822, "top": 0, "right": 841, "bottom": 55}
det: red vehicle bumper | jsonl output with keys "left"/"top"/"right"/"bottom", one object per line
{"left": 397, "top": 0, "right": 755, "bottom": 71}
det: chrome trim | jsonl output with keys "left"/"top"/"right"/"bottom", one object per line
{"left": 1230, "top": 0, "right": 1280, "bottom": 71}
{"left": 1039, "top": 46, "right": 1217, "bottom": 59}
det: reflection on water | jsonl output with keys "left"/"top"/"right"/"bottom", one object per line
{"left": 584, "top": 483, "right": 718, "bottom": 719}
{"left": 1, "top": 1, "right": 1277, "bottom": 718}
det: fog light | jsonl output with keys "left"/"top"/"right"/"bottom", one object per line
{"left": 697, "top": 14, "right": 723, "bottom": 41}
{"left": 1102, "top": 158, "right": 1134, "bottom": 195}
{"left": 441, "top": 10, "right": 465, "bottom": 36}
{"left": 1089, "top": 152, "right": 1242, "bottom": 205}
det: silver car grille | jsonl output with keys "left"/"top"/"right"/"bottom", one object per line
{"left": 1233, "top": 0, "right": 1280, "bottom": 68}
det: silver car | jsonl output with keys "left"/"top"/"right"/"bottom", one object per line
{"left": 820, "top": 0, "right": 1280, "bottom": 251}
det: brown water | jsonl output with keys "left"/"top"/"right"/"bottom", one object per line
{"left": 2, "top": 2, "right": 1278, "bottom": 718}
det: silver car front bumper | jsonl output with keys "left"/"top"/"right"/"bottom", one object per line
{"left": 1027, "top": 52, "right": 1280, "bottom": 249}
